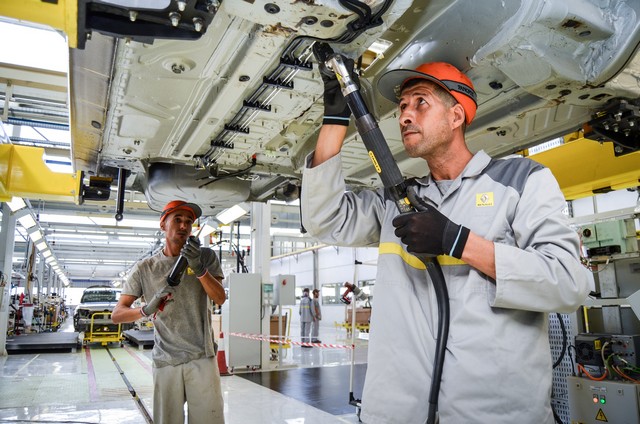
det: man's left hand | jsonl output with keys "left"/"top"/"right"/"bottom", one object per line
{"left": 392, "top": 206, "right": 470, "bottom": 259}
{"left": 181, "top": 236, "right": 206, "bottom": 277}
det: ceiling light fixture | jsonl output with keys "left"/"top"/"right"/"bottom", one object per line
{"left": 216, "top": 203, "right": 249, "bottom": 225}
{"left": 6, "top": 197, "right": 26, "bottom": 212}
{"left": 17, "top": 214, "right": 37, "bottom": 229}
{"left": 28, "top": 230, "right": 43, "bottom": 243}
{"left": 196, "top": 218, "right": 218, "bottom": 238}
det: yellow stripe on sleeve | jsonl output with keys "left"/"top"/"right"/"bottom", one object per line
{"left": 378, "top": 242, "right": 466, "bottom": 269}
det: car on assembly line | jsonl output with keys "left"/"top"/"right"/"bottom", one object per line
{"left": 3, "top": 0, "right": 639, "bottom": 213}
{"left": 73, "top": 286, "right": 122, "bottom": 332}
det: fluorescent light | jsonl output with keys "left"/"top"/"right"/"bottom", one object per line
{"left": 45, "top": 256, "right": 55, "bottom": 263}
{"left": 18, "top": 214, "right": 37, "bottom": 229}
{"left": 270, "top": 227, "right": 305, "bottom": 236}
{"left": 270, "top": 199, "right": 300, "bottom": 206}
{"left": 35, "top": 241, "right": 48, "bottom": 251}
{"left": 93, "top": 217, "right": 159, "bottom": 228}
{"left": 6, "top": 197, "right": 26, "bottom": 212}
{"left": 28, "top": 230, "right": 43, "bottom": 243}
{"left": 37, "top": 214, "right": 159, "bottom": 229}
{"left": 51, "top": 233, "right": 109, "bottom": 241}
{"left": 106, "top": 240, "right": 155, "bottom": 247}
{"left": 63, "top": 258, "right": 132, "bottom": 265}
{"left": 38, "top": 214, "right": 94, "bottom": 225}
{"left": 216, "top": 204, "right": 249, "bottom": 225}
{"left": 198, "top": 221, "right": 217, "bottom": 238}
{"left": 42, "top": 250, "right": 52, "bottom": 258}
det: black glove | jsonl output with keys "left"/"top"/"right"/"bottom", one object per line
{"left": 313, "top": 43, "right": 359, "bottom": 126}
{"left": 181, "top": 236, "right": 206, "bottom": 277}
{"left": 142, "top": 285, "right": 174, "bottom": 316}
{"left": 392, "top": 206, "right": 470, "bottom": 259}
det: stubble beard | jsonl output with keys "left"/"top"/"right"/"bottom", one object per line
{"left": 402, "top": 122, "right": 451, "bottom": 160}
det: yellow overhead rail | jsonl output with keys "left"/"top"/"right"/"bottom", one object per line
{"left": 528, "top": 135, "right": 640, "bottom": 201}
{"left": 0, "top": 0, "right": 78, "bottom": 48}
{"left": 0, "top": 144, "right": 82, "bottom": 203}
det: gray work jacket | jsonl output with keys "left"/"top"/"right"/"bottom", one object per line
{"left": 301, "top": 150, "right": 593, "bottom": 424}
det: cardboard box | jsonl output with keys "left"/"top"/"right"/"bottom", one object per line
{"left": 345, "top": 307, "right": 371, "bottom": 325}
{"left": 270, "top": 315, "right": 287, "bottom": 335}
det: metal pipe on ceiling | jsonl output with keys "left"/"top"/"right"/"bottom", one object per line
{"left": 6, "top": 117, "right": 69, "bottom": 131}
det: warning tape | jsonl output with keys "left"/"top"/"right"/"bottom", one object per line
{"left": 229, "top": 332, "right": 354, "bottom": 350}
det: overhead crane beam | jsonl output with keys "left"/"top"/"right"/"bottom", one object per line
{"left": 528, "top": 135, "right": 640, "bottom": 201}
{"left": 0, "top": 144, "right": 82, "bottom": 203}
{"left": 0, "top": 0, "right": 79, "bottom": 48}
{"left": 0, "top": 1, "right": 218, "bottom": 51}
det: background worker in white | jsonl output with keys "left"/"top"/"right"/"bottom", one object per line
{"left": 310, "top": 289, "right": 322, "bottom": 343}
{"left": 301, "top": 58, "right": 593, "bottom": 423}
{"left": 112, "top": 200, "right": 226, "bottom": 424}
{"left": 299, "top": 287, "right": 313, "bottom": 346}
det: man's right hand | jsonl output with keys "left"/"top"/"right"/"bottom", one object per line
{"left": 313, "top": 43, "right": 359, "bottom": 126}
{"left": 142, "top": 285, "right": 175, "bottom": 316}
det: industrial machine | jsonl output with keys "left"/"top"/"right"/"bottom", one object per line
{"left": 564, "top": 213, "right": 640, "bottom": 424}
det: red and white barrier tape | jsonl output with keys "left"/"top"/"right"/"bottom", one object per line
{"left": 229, "top": 332, "right": 354, "bottom": 350}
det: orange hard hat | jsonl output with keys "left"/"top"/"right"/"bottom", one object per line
{"left": 160, "top": 200, "right": 202, "bottom": 226}
{"left": 377, "top": 62, "right": 477, "bottom": 125}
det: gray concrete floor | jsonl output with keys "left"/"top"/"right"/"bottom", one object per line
{"left": 1, "top": 318, "right": 368, "bottom": 423}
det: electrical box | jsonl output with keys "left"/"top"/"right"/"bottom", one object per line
{"left": 575, "top": 333, "right": 640, "bottom": 368}
{"left": 611, "top": 334, "right": 640, "bottom": 367}
{"left": 221, "top": 273, "right": 262, "bottom": 368}
{"left": 272, "top": 274, "right": 296, "bottom": 305}
{"left": 575, "top": 334, "right": 612, "bottom": 366}
{"left": 567, "top": 376, "right": 640, "bottom": 424}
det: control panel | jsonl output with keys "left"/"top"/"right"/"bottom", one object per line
{"left": 581, "top": 218, "right": 638, "bottom": 256}
{"left": 262, "top": 283, "right": 274, "bottom": 306}
{"left": 567, "top": 376, "right": 640, "bottom": 424}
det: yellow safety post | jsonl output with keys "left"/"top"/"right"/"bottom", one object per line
{"left": 0, "top": 0, "right": 78, "bottom": 48}
{"left": 0, "top": 144, "right": 82, "bottom": 203}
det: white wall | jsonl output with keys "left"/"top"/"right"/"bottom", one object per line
{"left": 572, "top": 188, "right": 639, "bottom": 219}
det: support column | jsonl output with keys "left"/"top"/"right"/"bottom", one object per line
{"left": 46, "top": 264, "right": 52, "bottom": 297}
{"left": 37, "top": 255, "right": 44, "bottom": 302}
{"left": 0, "top": 203, "right": 18, "bottom": 355}
{"left": 250, "top": 201, "right": 271, "bottom": 369}
{"left": 313, "top": 249, "right": 319, "bottom": 291}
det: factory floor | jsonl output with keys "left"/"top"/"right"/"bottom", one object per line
{"left": 0, "top": 319, "right": 368, "bottom": 424}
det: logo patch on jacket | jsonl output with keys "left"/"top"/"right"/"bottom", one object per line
{"left": 476, "top": 192, "right": 494, "bottom": 207}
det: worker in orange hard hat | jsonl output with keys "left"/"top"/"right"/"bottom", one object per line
{"left": 113, "top": 199, "right": 226, "bottom": 424}
{"left": 300, "top": 56, "right": 592, "bottom": 424}
{"left": 377, "top": 61, "right": 478, "bottom": 125}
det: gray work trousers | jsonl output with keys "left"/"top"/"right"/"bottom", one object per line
{"left": 300, "top": 321, "right": 312, "bottom": 343}
{"left": 152, "top": 355, "right": 225, "bottom": 424}
{"left": 311, "top": 319, "right": 320, "bottom": 340}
